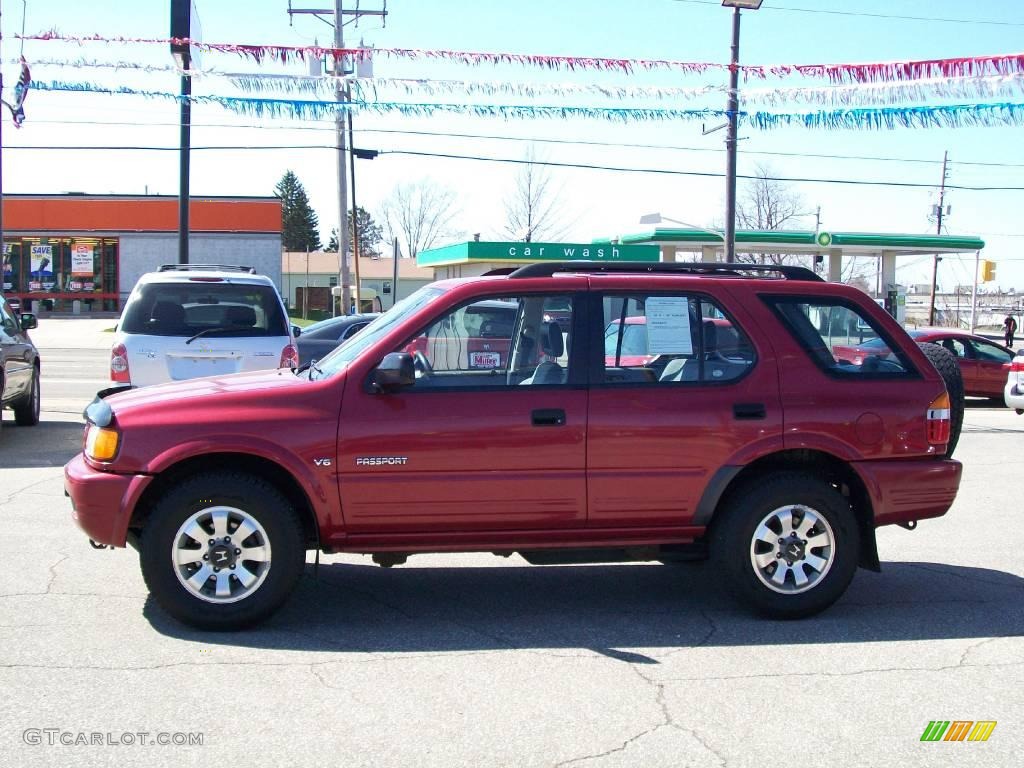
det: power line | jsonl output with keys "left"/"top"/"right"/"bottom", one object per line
{"left": 671, "top": 0, "right": 1024, "bottom": 27}
{"left": 7, "top": 142, "right": 1024, "bottom": 191}
{"left": 20, "top": 117, "right": 1024, "bottom": 169}
{"left": 370, "top": 148, "right": 1024, "bottom": 191}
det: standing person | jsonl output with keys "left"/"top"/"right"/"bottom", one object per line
{"left": 1004, "top": 314, "right": 1018, "bottom": 348}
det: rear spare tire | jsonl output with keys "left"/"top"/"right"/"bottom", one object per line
{"left": 917, "top": 342, "right": 964, "bottom": 458}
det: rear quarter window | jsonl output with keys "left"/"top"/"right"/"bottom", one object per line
{"left": 120, "top": 282, "right": 288, "bottom": 337}
{"left": 765, "top": 296, "right": 916, "bottom": 378}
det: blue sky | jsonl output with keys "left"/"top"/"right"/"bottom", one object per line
{"left": 3, "top": 0, "right": 1024, "bottom": 290}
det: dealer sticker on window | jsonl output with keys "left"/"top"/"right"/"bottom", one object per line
{"left": 470, "top": 351, "right": 501, "bottom": 368}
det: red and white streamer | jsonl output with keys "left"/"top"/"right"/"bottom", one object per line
{"left": 19, "top": 31, "right": 1024, "bottom": 84}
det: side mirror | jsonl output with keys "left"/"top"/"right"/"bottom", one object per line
{"left": 20, "top": 313, "right": 37, "bottom": 330}
{"left": 372, "top": 352, "right": 415, "bottom": 392}
{"left": 291, "top": 324, "right": 302, "bottom": 338}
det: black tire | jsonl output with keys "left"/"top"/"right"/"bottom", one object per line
{"left": 711, "top": 472, "right": 860, "bottom": 619}
{"left": 916, "top": 342, "right": 964, "bottom": 458}
{"left": 13, "top": 367, "right": 40, "bottom": 426}
{"left": 140, "top": 471, "right": 306, "bottom": 630}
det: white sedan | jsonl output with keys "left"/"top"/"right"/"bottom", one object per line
{"left": 1006, "top": 348, "right": 1024, "bottom": 414}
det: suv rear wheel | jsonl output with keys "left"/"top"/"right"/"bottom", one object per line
{"left": 713, "top": 472, "right": 859, "bottom": 619}
{"left": 139, "top": 472, "right": 305, "bottom": 630}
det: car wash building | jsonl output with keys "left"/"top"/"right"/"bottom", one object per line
{"left": 1, "top": 194, "right": 283, "bottom": 314}
{"left": 416, "top": 241, "right": 661, "bottom": 278}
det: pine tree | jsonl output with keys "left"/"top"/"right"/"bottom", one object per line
{"left": 328, "top": 206, "right": 384, "bottom": 256}
{"left": 275, "top": 170, "right": 322, "bottom": 251}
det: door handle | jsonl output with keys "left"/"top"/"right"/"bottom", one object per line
{"left": 532, "top": 408, "right": 566, "bottom": 426}
{"left": 733, "top": 402, "right": 766, "bottom": 420}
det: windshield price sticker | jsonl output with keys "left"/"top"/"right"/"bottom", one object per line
{"left": 645, "top": 297, "right": 693, "bottom": 355}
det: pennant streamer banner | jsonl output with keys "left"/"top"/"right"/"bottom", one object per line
{"left": 18, "top": 31, "right": 1024, "bottom": 84}
{"left": 23, "top": 59, "right": 1024, "bottom": 106}
{"left": 31, "top": 80, "right": 1024, "bottom": 129}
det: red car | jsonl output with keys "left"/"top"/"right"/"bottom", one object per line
{"left": 66, "top": 261, "right": 963, "bottom": 629}
{"left": 605, "top": 315, "right": 749, "bottom": 368}
{"left": 834, "top": 328, "right": 1013, "bottom": 399}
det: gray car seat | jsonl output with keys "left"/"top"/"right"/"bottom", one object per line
{"left": 659, "top": 321, "right": 748, "bottom": 382}
{"left": 150, "top": 301, "right": 186, "bottom": 332}
{"left": 521, "top": 322, "right": 566, "bottom": 385}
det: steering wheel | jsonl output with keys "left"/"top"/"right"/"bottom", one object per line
{"left": 412, "top": 351, "right": 433, "bottom": 379}
{"left": 861, "top": 354, "right": 902, "bottom": 373}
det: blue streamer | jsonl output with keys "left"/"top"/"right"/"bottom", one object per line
{"left": 30, "top": 80, "right": 1024, "bottom": 129}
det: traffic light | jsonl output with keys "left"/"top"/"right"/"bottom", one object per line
{"left": 980, "top": 259, "right": 997, "bottom": 283}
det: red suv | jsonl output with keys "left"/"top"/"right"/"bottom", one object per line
{"left": 65, "top": 262, "right": 964, "bottom": 629}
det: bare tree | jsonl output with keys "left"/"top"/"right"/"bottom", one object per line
{"left": 380, "top": 180, "right": 461, "bottom": 259}
{"left": 735, "top": 165, "right": 810, "bottom": 265}
{"left": 503, "top": 148, "right": 568, "bottom": 242}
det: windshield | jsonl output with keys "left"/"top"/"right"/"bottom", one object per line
{"left": 120, "top": 282, "right": 288, "bottom": 338}
{"left": 314, "top": 286, "right": 446, "bottom": 377}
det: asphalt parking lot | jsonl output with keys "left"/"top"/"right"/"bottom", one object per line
{"left": 1, "top": 320, "right": 1021, "bottom": 767}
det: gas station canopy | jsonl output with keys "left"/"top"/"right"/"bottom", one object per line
{"left": 416, "top": 230, "right": 985, "bottom": 291}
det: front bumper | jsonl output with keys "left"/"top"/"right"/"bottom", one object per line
{"left": 855, "top": 458, "right": 962, "bottom": 527}
{"left": 1005, "top": 380, "right": 1024, "bottom": 411}
{"left": 64, "top": 453, "right": 153, "bottom": 548}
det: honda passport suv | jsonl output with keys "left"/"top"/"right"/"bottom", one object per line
{"left": 110, "top": 264, "right": 298, "bottom": 387}
{"left": 65, "top": 262, "right": 964, "bottom": 630}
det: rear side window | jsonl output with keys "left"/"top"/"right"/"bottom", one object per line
{"left": 120, "top": 282, "right": 288, "bottom": 337}
{"left": 969, "top": 338, "right": 1012, "bottom": 363}
{"left": 601, "top": 293, "right": 755, "bottom": 384}
{"left": 767, "top": 297, "right": 913, "bottom": 377}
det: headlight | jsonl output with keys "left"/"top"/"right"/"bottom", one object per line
{"left": 85, "top": 425, "right": 121, "bottom": 462}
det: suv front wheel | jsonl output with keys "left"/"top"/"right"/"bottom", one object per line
{"left": 139, "top": 472, "right": 306, "bottom": 630}
{"left": 713, "top": 472, "right": 859, "bottom": 619}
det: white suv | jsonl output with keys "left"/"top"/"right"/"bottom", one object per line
{"left": 1006, "top": 347, "right": 1024, "bottom": 414}
{"left": 111, "top": 265, "right": 298, "bottom": 388}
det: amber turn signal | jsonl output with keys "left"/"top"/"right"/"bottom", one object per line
{"left": 86, "top": 425, "right": 121, "bottom": 462}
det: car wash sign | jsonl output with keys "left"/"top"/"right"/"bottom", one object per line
{"left": 417, "top": 241, "right": 660, "bottom": 268}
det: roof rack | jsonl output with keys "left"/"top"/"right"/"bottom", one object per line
{"left": 509, "top": 261, "right": 823, "bottom": 282}
{"left": 158, "top": 264, "right": 256, "bottom": 274}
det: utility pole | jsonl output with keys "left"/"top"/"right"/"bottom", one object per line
{"left": 723, "top": 7, "right": 742, "bottom": 263}
{"left": 928, "top": 150, "right": 949, "bottom": 326}
{"left": 969, "top": 250, "right": 979, "bottom": 333}
{"left": 347, "top": 91, "right": 361, "bottom": 312}
{"left": 287, "top": 2, "right": 386, "bottom": 315}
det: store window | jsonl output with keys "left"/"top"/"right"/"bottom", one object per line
{"left": 1, "top": 236, "right": 120, "bottom": 313}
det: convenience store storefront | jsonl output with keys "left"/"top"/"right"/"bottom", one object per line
{"left": 2, "top": 194, "right": 283, "bottom": 314}
{"left": 3, "top": 236, "right": 119, "bottom": 312}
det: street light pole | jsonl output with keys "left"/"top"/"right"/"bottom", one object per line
{"left": 724, "top": 5, "right": 741, "bottom": 263}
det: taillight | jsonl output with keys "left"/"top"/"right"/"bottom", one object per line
{"left": 926, "top": 392, "right": 951, "bottom": 446}
{"left": 280, "top": 344, "right": 299, "bottom": 369}
{"left": 1010, "top": 361, "right": 1024, "bottom": 373}
{"left": 110, "top": 343, "right": 131, "bottom": 383}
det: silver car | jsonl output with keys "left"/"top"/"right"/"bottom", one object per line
{"left": 110, "top": 265, "right": 297, "bottom": 388}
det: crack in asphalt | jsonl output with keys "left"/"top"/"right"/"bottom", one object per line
{"left": 0, "top": 473, "right": 66, "bottom": 506}
{"left": 552, "top": 663, "right": 727, "bottom": 768}
{"left": 0, "top": 592, "right": 146, "bottom": 600}
{"left": 308, "top": 569, "right": 596, "bottom": 660}
{"left": 657, "top": 609, "right": 719, "bottom": 659}
{"left": 958, "top": 636, "right": 1002, "bottom": 667}
{"left": 46, "top": 553, "right": 69, "bottom": 593}
{"left": 656, "top": 658, "right": 1024, "bottom": 685}
{"left": 904, "top": 562, "right": 1024, "bottom": 592}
